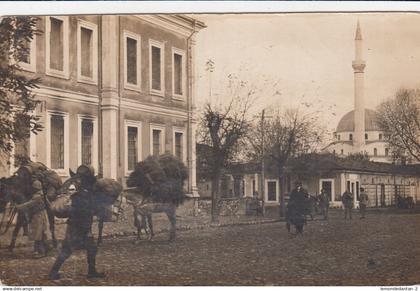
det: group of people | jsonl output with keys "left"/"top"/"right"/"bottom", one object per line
{"left": 286, "top": 181, "right": 369, "bottom": 235}
{"left": 13, "top": 168, "right": 105, "bottom": 280}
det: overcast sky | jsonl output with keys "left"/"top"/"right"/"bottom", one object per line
{"left": 194, "top": 13, "right": 420, "bottom": 135}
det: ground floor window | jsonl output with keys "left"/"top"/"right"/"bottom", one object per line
{"left": 266, "top": 180, "right": 278, "bottom": 202}
{"left": 319, "top": 179, "right": 334, "bottom": 202}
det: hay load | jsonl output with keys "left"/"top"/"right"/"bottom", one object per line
{"left": 127, "top": 154, "right": 188, "bottom": 205}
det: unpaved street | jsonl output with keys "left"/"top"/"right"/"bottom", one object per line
{"left": 1, "top": 210, "right": 419, "bottom": 286}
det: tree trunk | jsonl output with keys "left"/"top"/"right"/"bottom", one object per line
{"left": 278, "top": 167, "right": 286, "bottom": 217}
{"left": 211, "top": 172, "right": 221, "bottom": 223}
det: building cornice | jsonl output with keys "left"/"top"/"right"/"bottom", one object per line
{"left": 121, "top": 98, "right": 189, "bottom": 119}
{"left": 134, "top": 15, "right": 205, "bottom": 38}
{"left": 34, "top": 85, "right": 99, "bottom": 105}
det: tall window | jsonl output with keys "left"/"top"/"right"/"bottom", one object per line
{"left": 51, "top": 115, "right": 65, "bottom": 169}
{"left": 50, "top": 18, "right": 64, "bottom": 71}
{"left": 18, "top": 34, "right": 36, "bottom": 72}
{"left": 266, "top": 181, "right": 277, "bottom": 202}
{"left": 385, "top": 148, "right": 389, "bottom": 156}
{"left": 379, "top": 133, "right": 383, "bottom": 140}
{"left": 46, "top": 16, "right": 68, "bottom": 78}
{"left": 172, "top": 48, "right": 185, "bottom": 98}
{"left": 150, "top": 40, "right": 164, "bottom": 94}
{"left": 77, "top": 20, "right": 98, "bottom": 83}
{"left": 374, "top": 148, "right": 378, "bottom": 156}
{"left": 81, "top": 28, "right": 93, "bottom": 77}
{"left": 152, "top": 129, "right": 161, "bottom": 156}
{"left": 152, "top": 46, "right": 161, "bottom": 90}
{"left": 127, "top": 38, "right": 137, "bottom": 85}
{"left": 124, "top": 32, "right": 141, "bottom": 90}
{"left": 365, "top": 133, "right": 368, "bottom": 140}
{"left": 81, "top": 119, "right": 93, "bottom": 165}
{"left": 127, "top": 127, "right": 138, "bottom": 171}
{"left": 349, "top": 134, "right": 353, "bottom": 141}
{"left": 175, "top": 132, "right": 183, "bottom": 160}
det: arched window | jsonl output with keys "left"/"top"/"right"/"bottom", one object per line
{"left": 379, "top": 133, "right": 383, "bottom": 140}
{"left": 374, "top": 148, "right": 378, "bottom": 156}
{"left": 365, "top": 133, "right": 368, "bottom": 140}
{"left": 349, "top": 134, "right": 353, "bottom": 141}
{"left": 385, "top": 148, "right": 389, "bottom": 156}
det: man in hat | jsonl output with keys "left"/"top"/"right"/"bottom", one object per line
{"left": 287, "top": 181, "right": 308, "bottom": 234}
{"left": 48, "top": 183, "right": 105, "bottom": 280}
{"left": 16, "top": 180, "right": 48, "bottom": 258}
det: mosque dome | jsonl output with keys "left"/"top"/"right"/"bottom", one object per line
{"left": 336, "top": 109, "right": 381, "bottom": 133}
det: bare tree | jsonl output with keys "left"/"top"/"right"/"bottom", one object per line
{"left": 198, "top": 81, "right": 255, "bottom": 223}
{"left": 0, "top": 16, "right": 42, "bottom": 166}
{"left": 248, "top": 108, "right": 323, "bottom": 217}
{"left": 376, "top": 88, "right": 420, "bottom": 163}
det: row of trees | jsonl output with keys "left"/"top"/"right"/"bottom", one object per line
{"left": 199, "top": 74, "right": 420, "bottom": 222}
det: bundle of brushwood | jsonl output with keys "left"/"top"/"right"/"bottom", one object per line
{"left": 127, "top": 154, "right": 188, "bottom": 205}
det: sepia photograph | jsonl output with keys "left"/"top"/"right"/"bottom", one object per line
{"left": 0, "top": 2, "right": 419, "bottom": 287}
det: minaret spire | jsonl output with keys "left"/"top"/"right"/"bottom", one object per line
{"left": 352, "top": 20, "right": 366, "bottom": 152}
{"left": 355, "top": 19, "right": 362, "bottom": 40}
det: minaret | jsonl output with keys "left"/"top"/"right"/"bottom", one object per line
{"left": 352, "top": 20, "right": 366, "bottom": 152}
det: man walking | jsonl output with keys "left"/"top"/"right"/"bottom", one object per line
{"left": 287, "top": 181, "right": 308, "bottom": 234}
{"left": 48, "top": 182, "right": 105, "bottom": 280}
{"left": 359, "top": 187, "right": 369, "bottom": 219}
{"left": 342, "top": 189, "right": 353, "bottom": 220}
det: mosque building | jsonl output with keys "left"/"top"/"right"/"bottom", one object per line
{"left": 324, "top": 21, "right": 391, "bottom": 163}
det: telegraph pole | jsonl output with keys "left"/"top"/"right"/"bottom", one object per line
{"left": 260, "top": 109, "right": 266, "bottom": 216}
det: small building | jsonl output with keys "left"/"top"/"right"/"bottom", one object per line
{"left": 197, "top": 151, "right": 420, "bottom": 210}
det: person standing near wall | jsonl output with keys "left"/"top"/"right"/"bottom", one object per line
{"left": 342, "top": 189, "right": 354, "bottom": 220}
{"left": 318, "top": 189, "right": 330, "bottom": 220}
{"left": 359, "top": 187, "right": 369, "bottom": 219}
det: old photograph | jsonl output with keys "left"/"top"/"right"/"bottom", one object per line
{"left": 0, "top": 5, "right": 419, "bottom": 287}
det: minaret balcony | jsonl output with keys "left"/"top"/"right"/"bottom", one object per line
{"left": 352, "top": 61, "right": 366, "bottom": 73}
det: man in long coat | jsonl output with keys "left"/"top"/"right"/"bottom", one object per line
{"left": 287, "top": 181, "right": 308, "bottom": 234}
{"left": 342, "top": 189, "right": 354, "bottom": 220}
{"left": 16, "top": 180, "right": 48, "bottom": 258}
{"left": 48, "top": 181, "right": 105, "bottom": 280}
{"left": 359, "top": 187, "right": 369, "bottom": 219}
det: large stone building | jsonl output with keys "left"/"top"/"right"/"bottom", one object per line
{"left": 324, "top": 22, "right": 390, "bottom": 162}
{"left": 2, "top": 15, "right": 205, "bottom": 195}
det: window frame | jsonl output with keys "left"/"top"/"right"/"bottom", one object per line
{"left": 46, "top": 110, "right": 69, "bottom": 176}
{"left": 77, "top": 115, "right": 98, "bottom": 170}
{"left": 149, "top": 39, "right": 165, "bottom": 96}
{"left": 172, "top": 126, "right": 187, "bottom": 163}
{"left": 77, "top": 19, "right": 98, "bottom": 85}
{"left": 45, "top": 16, "right": 70, "bottom": 79}
{"left": 319, "top": 178, "right": 335, "bottom": 202}
{"left": 171, "top": 47, "right": 186, "bottom": 100}
{"left": 265, "top": 179, "right": 279, "bottom": 203}
{"left": 123, "top": 31, "right": 141, "bottom": 92}
{"left": 124, "top": 120, "right": 142, "bottom": 176}
{"left": 19, "top": 34, "right": 37, "bottom": 73}
{"left": 149, "top": 123, "right": 166, "bottom": 156}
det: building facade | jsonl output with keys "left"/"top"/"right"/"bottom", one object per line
{"left": 3, "top": 15, "right": 205, "bottom": 195}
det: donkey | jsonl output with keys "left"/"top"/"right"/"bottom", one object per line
{"left": 124, "top": 188, "right": 177, "bottom": 242}
{"left": 0, "top": 175, "right": 32, "bottom": 251}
